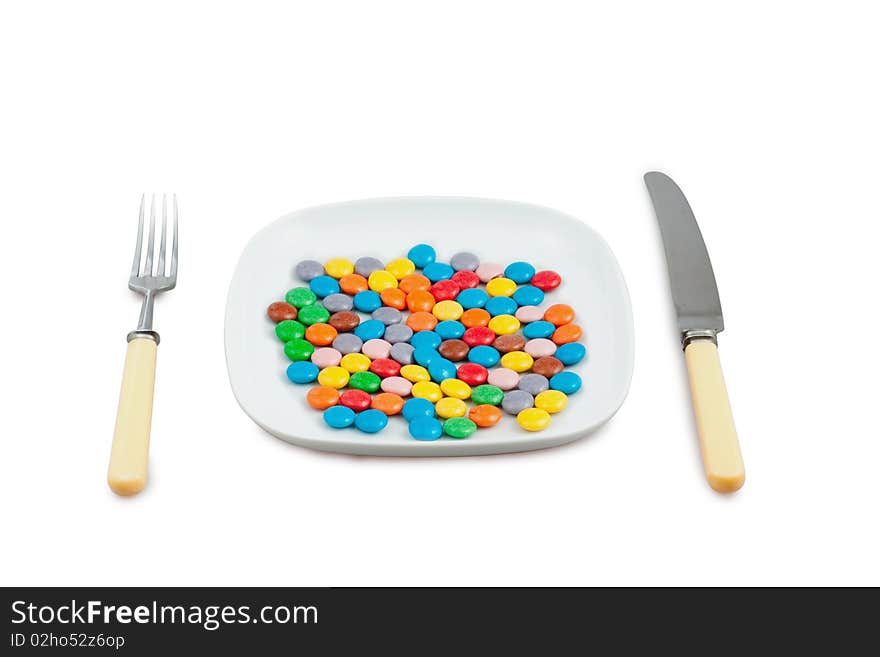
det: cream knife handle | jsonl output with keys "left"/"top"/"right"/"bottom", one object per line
{"left": 684, "top": 339, "right": 745, "bottom": 493}
{"left": 108, "top": 337, "right": 157, "bottom": 496}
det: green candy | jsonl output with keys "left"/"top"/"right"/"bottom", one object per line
{"left": 349, "top": 371, "right": 381, "bottom": 393}
{"left": 470, "top": 384, "right": 503, "bottom": 406}
{"left": 275, "top": 319, "right": 305, "bottom": 342}
{"left": 285, "top": 287, "right": 317, "bottom": 308}
{"left": 283, "top": 338, "right": 314, "bottom": 362}
{"left": 443, "top": 417, "right": 477, "bottom": 439}
{"left": 297, "top": 304, "right": 330, "bottom": 326}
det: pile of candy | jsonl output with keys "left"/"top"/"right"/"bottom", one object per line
{"left": 266, "top": 244, "right": 586, "bottom": 440}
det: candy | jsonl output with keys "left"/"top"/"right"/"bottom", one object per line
{"left": 450, "top": 252, "right": 479, "bottom": 272}
{"left": 339, "top": 389, "right": 372, "bottom": 411}
{"left": 380, "top": 288, "right": 407, "bottom": 310}
{"left": 317, "top": 366, "right": 350, "bottom": 389}
{"left": 412, "top": 347, "right": 440, "bottom": 367}
{"left": 493, "top": 334, "right": 525, "bottom": 354}
{"left": 411, "top": 380, "right": 442, "bottom": 402}
{"left": 518, "top": 373, "right": 549, "bottom": 395}
{"left": 354, "top": 256, "right": 384, "bottom": 277}
{"left": 371, "top": 392, "right": 405, "bottom": 415}
{"left": 276, "top": 319, "right": 305, "bottom": 342}
{"left": 324, "top": 405, "right": 356, "bottom": 428}
{"left": 515, "top": 305, "right": 544, "bottom": 323}
{"left": 372, "top": 307, "right": 403, "bottom": 325}
{"left": 287, "top": 361, "right": 319, "bottom": 384}
{"left": 381, "top": 376, "right": 413, "bottom": 396}
{"left": 456, "top": 363, "right": 489, "bottom": 386}
{"left": 531, "top": 356, "right": 564, "bottom": 378}
{"left": 468, "top": 345, "right": 501, "bottom": 367}
{"left": 432, "top": 300, "right": 464, "bottom": 321}
{"left": 456, "top": 288, "right": 489, "bottom": 309}
{"left": 462, "top": 326, "right": 495, "bottom": 347}
{"left": 332, "top": 333, "right": 364, "bottom": 355}
{"left": 385, "top": 258, "right": 415, "bottom": 280}
{"left": 430, "top": 280, "right": 460, "bottom": 302}
{"left": 354, "top": 319, "right": 386, "bottom": 341}
{"left": 485, "top": 296, "right": 518, "bottom": 317}
{"left": 552, "top": 323, "right": 583, "bottom": 345}
{"left": 355, "top": 409, "right": 388, "bottom": 433}
{"left": 522, "top": 321, "right": 555, "bottom": 339}
{"left": 284, "top": 338, "right": 314, "bottom": 361}
{"left": 535, "top": 390, "right": 567, "bottom": 414}
{"left": 406, "top": 311, "right": 438, "bottom": 332}
{"left": 383, "top": 324, "right": 413, "bottom": 344}
{"left": 440, "top": 378, "right": 472, "bottom": 400}
{"left": 353, "top": 290, "right": 382, "bottom": 313}
{"left": 268, "top": 301, "right": 297, "bottom": 322}
{"left": 305, "top": 323, "right": 337, "bottom": 346}
{"left": 399, "top": 273, "right": 431, "bottom": 294}
{"left": 435, "top": 397, "right": 467, "bottom": 419}
{"left": 443, "top": 417, "right": 476, "bottom": 439}
{"left": 550, "top": 371, "right": 582, "bottom": 394}
{"left": 471, "top": 384, "right": 503, "bottom": 406}
{"left": 438, "top": 339, "right": 469, "bottom": 362}
{"left": 408, "top": 417, "right": 443, "bottom": 440}
{"left": 340, "top": 352, "right": 371, "bottom": 373}
{"left": 469, "top": 404, "right": 502, "bottom": 427}
{"left": 460, "top": 308, "right": 490, "bottom": 328}
{"left": 402, "top": 397, "right": 435, "bottom": 420}
{"left": 339, "top": 273, "right": 369, "bottom": 295}
{"left": 428, "top": 358, "right": 457, "bottom": 382}
{"left": 324, "top": 258, "right": 354, "bottom": 279}
{"left": 362, "top": 338, "right": 392, "bottom": 359}
{"left": 486, "top": 277, "right": 517, "bottom": 297}
{"left": 309, "top": 275, "right": 340, "bottom": 298}
{"left": 517, "top": 408, "right": 551, "bottom": 431}
{"left": 286, "top": 287, "right": 317, "bottom": 308}
{"left": 389, "top": 342, "right": 415, "bottom": 365}
{"left": 329, "top": 311, "right": 360, "bottom": 333}
{"left": 487, "top": 367, "right": 519, "bottom": 390}
{"left": 512, "top": 285, "right": 544, "bottom": 307}
{"left": 423, "top": 262, "right": 454, "bottom": 282}
{"left": 311, "top": 347, "right": 342, "bottom": 369}
{"left": 487, "top": 314, "right": 520, "bottom": 336}
{"left": 322, "top": 293, "right": 354, "bottom": 313}
{"left": 475, "top": 263, "right": 504, "bottom": 283}
{"left": 349, "top": 371, "right": 381, "bottom": 393}
{"left": 407, "top": 244, "right": 436, "bottom": 268}
{"left": 307, "top": 385, "right": 339, "bottom": 410}
{"left": 543, "top": 303, "right": 575, "bottom": 326}
{"left": 406, "top": 290, "right": 436, "bottom": 313}
{"left": 500, "top": 351, "right": 534, "bottom": 373}
{"left": 295, "top": 260, "right": 325, "bottom": 281}
{"left": 530, "top": 270, "right": 561, "bottom": 291}
{"left": 502, "top": 390, "right": 534, "bottom": 415}
{"left": 504, "top": 261, "right": 536, "bottom": 284}
{"left": 298, "top": 304, "right": 330, "bottom": 326}
{"left": 451, "top": 270, "right": 480, "bottom": 290}
{"left": 369, "top": 358, "right": 401, "bottom": 378}
{"left": 410, "top": 330, "right": 441, "bottom": 350}
{"left": 435, "top": 320, "right": 466, "bottom": 340}
{"left": 524, "top": 338, "right": 557, "bottom": 358}
{"left": 368, "top": 270, "right": 398, "bottom": 292}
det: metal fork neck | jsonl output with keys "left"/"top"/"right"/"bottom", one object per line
{"left": 128, "top": 291, "right": 160, "bottom": 343}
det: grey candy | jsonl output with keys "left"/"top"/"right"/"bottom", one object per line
{"left": 332, "top": 333, "right": 363, "bottom": 355}
{"left": 323, "top": 293, "right": 354, "bottom": 313}
{"left": 295, "top": 259, "right": 324, "bottom": 282}
{"left": 389, "top": 341, "right": 415, "bottom": 364}
{"left": 372, "top": 307, "right": 402, "bottom": 325}
{"left": 384, "top": 324, "right": 414, "bottom": 345}
{"left": 502, "top": 390, "right": 534, "bottom": 415}
{"left": 518, "top": 373, "right": 549, "bottom": 395}
{"left": 450, "top": 252, "right": 479, "bottom": 272}
{"left": 354, "top": 256, "right": 384, "bottom": 277}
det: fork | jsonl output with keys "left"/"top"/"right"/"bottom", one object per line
{"left": 108, "top": 194, "right": 178, "bottom": 496}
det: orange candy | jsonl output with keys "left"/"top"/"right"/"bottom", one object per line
{"left": 552, "top": 323, "right": 582, "bottom": 345}
{"left": 460, "top": 308, "right": 491, "bottom": 328}
{"left": 469, "top": 404, "right": 502, "bottom": 427}
{"left": 399, "top": 273, "right": 431, "bottom": 294}
{"left": 307, "top": 385, "right": 339, "bottom": 410}
{"left": 381, "top": 287, "right": 407, "bottom": 310}
{"left": 371, "top": 392, "right": 405, "bottom": 415}
{"left": 339, "top": 273, "right": 369, "bottom": 295}
{"left": 543, "top": 303, "right": 575, "bottom": 327}
{"left": 406, "top": 290, "right": 436, "bottom": 313}
{"left": 305, "top": 323, "right": 337, "bottom": 346}
{"left": 406, "top": 311, "right": 438, "bottom": 332}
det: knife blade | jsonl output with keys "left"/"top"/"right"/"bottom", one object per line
{"left": 644, "top": 172, "right": 745, "bottom": 492}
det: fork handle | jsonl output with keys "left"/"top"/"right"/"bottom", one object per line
{"left": 108, "top": 336, "right": 157, "bottom": 496}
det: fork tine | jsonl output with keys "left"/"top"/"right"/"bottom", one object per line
{"left": 131, "top": 194, "right": 145, "bottom": 278}
{"left": 144, "top": 194, "right": 157, "bottom": 275}
{"left": 157, "top": 194, "right": 168, "bottom": 275}
{"left": 170, "top": 194, "right": 178, "bottom": 279}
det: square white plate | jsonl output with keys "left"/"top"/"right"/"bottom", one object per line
{"left": 225, "top": 197, "right": 633, "bottom": 456}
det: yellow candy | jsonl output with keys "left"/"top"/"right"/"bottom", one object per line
{"left": 317, "top": 366, "right": 350, "bottom": 389}
{"left": 440, "top": 378, "right": 472, "bottom": 400}
{"left": 411, "top": 381, "right": 442, "bottom": 402}
{"left": 432, "top": 300, "right": 464, "bottom": 321}
{"left": 501, "top": 350, "right": 534, "bottom": 373}
{"left": 385, "top": 258, "right": 415, "bottom": 280}
{"left": 368, "top": 270, "right": 398, "bottom": 292}
{"left": 488, "top": 314, "right": 520, "bottom": 335}
{"left": 435, "top": 397, "right": 467, "bottom": 419}
{"left": 486, "top": 277, "right": 517, "bottom": 297}
{"left": 517, "top": 408, "right": 551, "bottom": 431}
{"left": 400, "top": 364, "right": 430, "bottom": 383}
{"left": 324, "top": 257, "right": 354, "bottom": 279}
{"left": 535, "top": 390, "right": 568, "bottom": 414}
{"left": 340, "top": 353, "right": 371, "bottom": 373}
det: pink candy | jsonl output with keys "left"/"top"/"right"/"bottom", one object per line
{"left": 487, "top": 367, "right": 520, "bottom": 390}
{"left": 311, "top": 347, "right": 342, "bottom": 368}
{"left": 380, "top": 376, "right": 413, "bottom": 396}
{"left": 524, "top": 338, "right": 557, "bottom": 358}
{"left": 515, "top": 305, "right": 544, "bottom": 323}
{"left": 475, "top": 262, "right": 504, "bottom": 283}
{"left": 362, "top": 338, "right": 392, "bottom": 359}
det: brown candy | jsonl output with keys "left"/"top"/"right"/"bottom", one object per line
{"left": 267, "top": 301, "right": 297, "bottom": 323}
{"left": 493, "top": 334, "right": 525, "bottom": 353}
{"left": 328, "top": 311, "right": 360, "bottom": 332}
{"left": 438, "top": 339, "right": 469, "bottom": 362}
{"left": 531, "top": 356, "right": 564, "bottom": 378}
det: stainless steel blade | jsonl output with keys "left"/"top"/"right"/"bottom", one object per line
{"left": 644, "top": 172, "right": 724, "bottom": 335}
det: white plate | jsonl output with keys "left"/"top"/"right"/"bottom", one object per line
{"left": 225, "top": 197, "right": 633, "bottom": 456}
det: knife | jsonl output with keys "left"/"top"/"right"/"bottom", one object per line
{"left": 644, "top": 172, "right": 745, "bottom": 492}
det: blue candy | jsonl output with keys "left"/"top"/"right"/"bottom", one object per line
{"left": 456, "top": 287, "right": 489, "bottom": 309}
{"left": 408, "top": 417, "right": 443, "bottom": 441}
{"left": 512, "top": 285, "right": 544, "bottom": 307}
{"left": 550, "top": 371, "right": 582, "bottom": 394}
{"left": 323, "top": 406, "right": 356, "bottom": 429}
{"left": 354, "top": 409, "right": 388, "bottom": 433}
{"left": 469, "top": 345, "right": 501, "bottom": 367}
{"left": 410, "top": 330, "right": 441, "bottom": 350}
{"left": 309, "top": 275, "right": 340, "bottom": 298}
{"left": 504, "top": 261, "right": 536, "bottom": 284}
{"left": 423, "top": 262, "right": 454, "bottom": 282}
{"left": 435, "top": 320, "right": 466, "bottom": 339}
{"left": 286, "top": 361, "right": 319, "bottom": 384}
{"left": 522, "top": 320, "right": 556, "bottom": 339}
{"left": 428, "top": 358, "right": 457, "bottom": 382}
{"left": 408, "top": 244, "right": 437, "bottom": 268}
{"left": 353, "top": 290, "right": 382, "bottom": 313}
{"left": 354, "top": 319, "right": 386, "bottom": 341}
{"left": 485, "top": 296, "right": 518, "bottom": 317}
{"left": 403, "top": 397, "right": 436, "bottom": 421}
{"left": 555, "top": 342, "right": 587, "bottom": 366}
{"left": 413, "top": 347, "right": 440, "bottom": 367}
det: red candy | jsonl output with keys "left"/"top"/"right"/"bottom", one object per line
{"left": 451, "top": 270, "right": 480, "bottom": 290}
{"left": 339, "top": 389, "right": 371, "bottom": 411}
{"left": 429, "top": 280, "right": 460, "bottom": 302}
{"left": 531, "top": 270, "right": 561, "bottom": 291}
{"left": 369, "top": 358, "right": 401, "bottom": 378}
{"left": 462, "top": 326, "right": 496, "bottom": 347}
{"left": 456, "top": 363, "right": 489, "bottom": 386}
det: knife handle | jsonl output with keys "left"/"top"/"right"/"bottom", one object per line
{"left": 684, "top": 339, "right": 745, "bottom": 492}
{"left": 108, "top": 337, "right": 157, "bottom": 496}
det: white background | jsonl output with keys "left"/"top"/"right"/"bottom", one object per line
{"left": 2, "top": 1, "right": 878, "bottom": 586}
